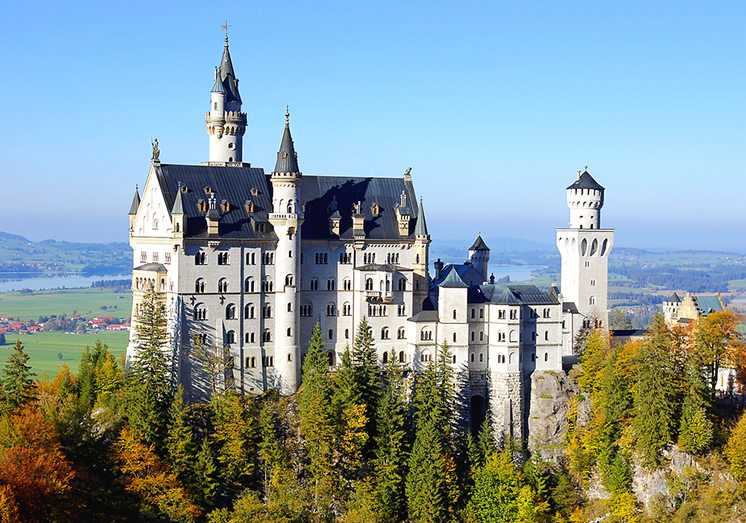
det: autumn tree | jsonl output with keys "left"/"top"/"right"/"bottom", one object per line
{"left": 114, "top": 426, "right": 201, "bottom": 522}
{"left": 694, "top": 310, "right": 745, "bottom": 399}
{"left": 211, "top": 391, "right": 258, "bottom": 499}
{"left": 466, "top": 448, "right": 523, "bottom": 523}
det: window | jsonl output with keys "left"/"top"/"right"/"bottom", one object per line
{"left": 420, "top": 328, "right": 433, "bottom": 341}
{"left": 152, "top": 252, "right": 159, "bottom": 263}
{"left": 140, "top": 251, "right": 147, "bottom": 263}
{"left": 471, "top": 308, "right": 475, "bottom": 319}
{"left": 218, "top": 278, "right": 228, "bottom": 293}
{"left": 246, "top": 252, "right": 256, "bottom": 265}
{"left": 194, "top": 305, "right": 207, "bottom": 321}
{"left": 480, "top": 331, "right": 484, "bottom": 341}
{"left": 246, "top": 356, "right": 256, "bottom": 368}
{"left": 225, "top": 330, "right": 235, "bottom": 344}
{"left": 471, "top": 332, "right": 475, "bottom": 342}
{"left": 287, "top": 302, "right": 292, "bottom": 312}
{"left": 194, "top": 333, "right": 207, "bottom": 345}
{"left": 510, "top": 310, "right": 517, "bottom": 320}
{"left": 382, "top": 351, "right": 388, "bottom": 363}
{"left": 399, "top": 351, "right": 405, "bottom": 363}
{"left": 470, "top": 353, "right": 474, "bottom": 362}
{"left": 326, "top": 303, "right": 336, "bottom": 316}
{"left": 262, "top": 277, "right": 274, "bottom": 292}
{"left": 225, "top": 304, "right": 236, "bottom": 319}
{"left": 300, "top": 304, "right": 312, "bottom": 317}
{"left": 195, "top": 252, "right": 206, "bottom": 265}
{"left": 398, "top": 278, "right": 406, "bottom": 291}
{"left": 345, "top": 329, "right": 350, "bottom": 339}
{"left": 590, "top": 279, "right": 596, "bottom": 286}
{"left": 544, "top": 331, "right": 549, "bottom": 341}
{"left": 544, "top": 352, "right": 548, "bottom": 362}
{"left": 363, "top": 252, "right": 376, "bottom": 264}
{"left": 310, "top": 279, "right": 319, "bottom": 291}
{"left": 263, "top": 304, "right": 272, "bottom": 319}
{"left": 397, "top": 327, "right": 406, "bottom": 339}
{"left": 589, "top": 296, "right": 596, "bottom": 306}
{"left": 479, "top": 308, "right": 484, "bottom": 319}
{"left": 343, "top": 302, "right": 352, "bottom": 316}
{"left": 543, "top": 308, "right": 550, "bottom": 318}
{"left": 263, "top": 329, "right": 272, "bottom": 342}
{"left": 397, "top": 304, "right": 406, "bottom": 316}
{"left": 339, "top": 252, "right": 352, "bottom": 264}
{"left": 343, "top": 278, "right": 352, "bottom": 291}
{"left": 164, "top": 252, "right": 171, "bottom": 264}
{"left": 245, "top": 332, "right": 255, "bottom": 343}
{"left": 328, "top": 329, "right": 333, "bottom": 340}
{"left": 218, "top": 252, "right": 229, "bottom": 265}
{"left": 584, "top": 261, "right": 590, "bottom": 268}
{"left": 479, "top": 353, "right": 483, "bottom": 362}
{"left": 452, "top": 310, "right": 457, "bottom": 320}
{"left": 452, "top": 333, "right": 457, "bottom": 343}
{"left": 244, "top": 277, "right": 255, "bottom": 293}
{"left": 263, "top": 355, "right": 274, "bottom": 367}
{"left": 498, "top": 331, "right": 506, "bottom": 342}
{"left": 315, "top": 253, "right": 328, "bottom": 264}
{"left": 381, "top": 327, "right": 389, "bottom": 340}
{"left": 327, "top": 279, "right": 335, "bottom": 291}
{"left": 285, "top": 274, "right": 294, "bottom": 287}
{"left": 263, "top": 252, "right": 275, "bottom": 265}
{"left": 287, "top": 328, "right": 292, "bottom": 337}
{"left": 365, "top": 278, "right": 373, "bottom": 291}
{"left": 195, "top": 278, "right": 205, "bottom": 293}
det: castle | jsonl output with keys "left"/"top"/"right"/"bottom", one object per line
{"left": 126, "top": 35, "right": 614, "bottom": 442}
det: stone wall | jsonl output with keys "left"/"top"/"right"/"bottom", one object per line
{"left": 527, "top": 370, "right": 578, "bottom": 461}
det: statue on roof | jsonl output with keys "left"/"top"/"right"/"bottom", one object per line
{"left": 151, "top": 138, "right": 160, "bottom": 162}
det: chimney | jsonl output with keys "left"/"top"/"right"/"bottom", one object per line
{"left": 352, "top": 201, "right": 365, "bottom": 239}
{"left": 489, "top": 273, "right": 495, "bottom": 284}
{"left": 434, "top": 258, "right": 444, "bottom": 279}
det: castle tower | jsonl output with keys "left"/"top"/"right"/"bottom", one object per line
{"left": 413, "top": 198, "right": 430, "bottom": 311}
{"left": 556, "top": 168, "right": 614, "bottom": 329}
{"left": 205, "top": 33, "right": 247, "bottom": 164}
{"left": 468, "top": 234, "right": 490, "bottom": 283}
{"left": 268, "top": 109, "right": 303, "bottom": 394}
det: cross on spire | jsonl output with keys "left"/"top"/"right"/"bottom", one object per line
{"left": 220, "top": 21, "right": 231, "bottom": 44}
{"left": 285, "top": 105, "right": 290, "bottom": 125}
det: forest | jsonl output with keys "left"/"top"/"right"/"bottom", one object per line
{"left": 0, "top": 282, "right": 745, "bottom": 522}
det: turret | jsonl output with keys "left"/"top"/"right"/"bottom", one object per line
{"left": 205, "top": 33, "right": 247, "bottom": 164}
{"left": 268, "top": 108, "right": 303, "bottom": 395}
{"left": 566, "top": 168, "right": 604, "bottom": 230}
{"left": 171, "top": 182, "right": 185, "bottom": 242}
{"left": 468, "top": 234, "right": 490, "bottom": 283}
{"left": 128, "top": 185, "right": 140, "bottom": 233}
{"left": 412, "top": 197, "right": 430, "bottom": 311}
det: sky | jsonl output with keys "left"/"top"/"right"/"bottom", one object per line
{"left": 1, "top": 1, "right": 744, "bottom": 251}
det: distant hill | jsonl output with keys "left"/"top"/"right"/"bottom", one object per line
{"left": 0, "top": 231, "right": 131, "bottom": 276}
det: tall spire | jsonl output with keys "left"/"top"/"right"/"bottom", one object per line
{"left": 415, "top": 198, "right": 429, "bottom": 237}
{"left": 273, "top": 108, "right": 300, "bottom": 174}
{"left": 128, "top": 185, "right": 140, "bottom": 215}
{"left": 217, "top": 28, "right": 241, "bottom": 104}
{"left": 171, "top": 183, "right": 184, "bottom": 215}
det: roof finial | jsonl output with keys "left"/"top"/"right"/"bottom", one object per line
{"left": 285, "top": 105, "right": 290, "bottom": 125}
{"left": 221, "top": 21, "right": 231, "bottom": 45}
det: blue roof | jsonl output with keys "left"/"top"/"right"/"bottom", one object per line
{"left": 693, "top": 295, "right": 724, "bottom": 315}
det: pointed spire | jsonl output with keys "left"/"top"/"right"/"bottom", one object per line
{"left": 128, "top": 185, "right": 140, "bottom": 215}
{"left": 415, "top": 198, "right": 429, "bottom": 237}
{"left": 171, "top": 183, "right": 184, "bottom": 215}
{"left": 217, "top": 31, "right": 241, "bottom": 104}
{"left": 211, "top": 66, "right": 225, "bottom": 93}
{"left": 469, "top": 234, "right": 490, "bottom": 251}
{"left": 273, "top": 108, "right": 300, "bottom": 174}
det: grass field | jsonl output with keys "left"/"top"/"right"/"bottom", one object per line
{"left": 0, "top": 287, "right": 132, "bottom": 321}
{"left": 0, "top": 331, "right": 129, "bottom": 377}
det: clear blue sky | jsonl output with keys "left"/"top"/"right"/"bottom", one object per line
{"left": 1, "top": 1, "right": 744, "bottom": 250}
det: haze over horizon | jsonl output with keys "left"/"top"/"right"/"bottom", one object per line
{"left": 1, "top": 1, "right": 744, "bottom": 251}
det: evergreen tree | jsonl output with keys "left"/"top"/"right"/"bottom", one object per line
{"left": 257, "top": 392, "right": 285, "bottom": 494}
{"left": 127, "top": 281, "right": 173, "bottom": 446}
{"left": 211, "top": 392, "right": 258, "bottom": 498}
{"left": 332, "top": 344, "right": 361, "bottom": 416}
{"left": 297, "top": 322, "right": 337, "bottom": 516}
{"left": 466, "top": 448, "right": 522, "bottom": 523}
{"left": 193, "top": 438, "right": 219, "bottom": 509}
{"left": 633, "top": 315, "right": 678, "bottom": 468}
{"left": 351, "top": 317, "right": 380, "bottom": 453}
{"left": 165, "top": 386, "right": 196, "bottom": 487}
{"left": 372, "top": 350, "right": 408, "bottom": 522}
{"left": 2, "top": 340, "right": 36, "bottom": 411}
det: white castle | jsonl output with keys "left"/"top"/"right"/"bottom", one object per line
{"left": 127, "top": 36, "right": 614, "bottom": 441}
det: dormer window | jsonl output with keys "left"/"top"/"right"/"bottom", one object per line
{"left": 371, "top": 202, "right": 381, "bottom": 216}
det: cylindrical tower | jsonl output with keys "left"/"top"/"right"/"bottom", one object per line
{"left": 566, "top": 169, "right": 604, "bottom": 229}
{"left": 468, "top": 234, "right": 490, "bottom": 283}
{"left": 268, "top": 109, "right": 303, "bottom": 394}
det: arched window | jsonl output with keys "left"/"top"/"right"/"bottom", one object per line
{"left": 195, "top": 278, "right": 205, "bottom": 293}
{"left": 480, "top": 331, "right": 484, "bottom": 341}
{"left": 327, "top": 279, "right": 335, "bottom": 291}
{"left": 287, "top": 327, "right": 292, "bottom": 337}
{"left": 343, "top": 302, "right": 352, "bottom": 316}
{"left": 285, "top": 274, "right": 294, "bottom": 287}
{"left": 195, "top": 252, "right": 206, "bottom": 265}
{"left": 381, "top": 327, "right": 389, "bottom": 340}
{"left": 226, "top": 330, "right": 235, "bottom": 344}
{"left": 365, "top": 278, "right": 373, "bottom": 291}
{"left": 326, "top": 303, "right": 336, "bottom": 316}
{"left": 343, "top": 278, "right": 352, "bottom": 291}
{"left": 544, "top": 352, "right": 548, "bottom": 362}
{"left": 589, "top": 296, "right": 596, "bottom": 306}
{"left": 225, "top": 304, "right": 236, "bottom": 319}
{"left": 544, "top": 331, "right": 549, "bottom": 341}
{"left": 471, "top": 332, "right": 475, "bottom": 342}
{"left": 328, "top": 329, "right": 334, "bottom": 340}
{"left": 397, "top": 327, "right": 406, "bottom": 339}
{"left": 244, "top": 277, "right": 255, "bottom": 293}
{"left": 218, "top": 278, "right": 228, "bottom": 293}
{"left": 452, "top": 333, "right": 457, "bottom": 343}
{"left": 263, "top": 277, "right": 274, "bottom": 292}
{"left": 399, "top": 351, "right": 405, "bottom": 363}
{"left": 194, "top": 304, "right": 207, "bottom": 321}
{"left": 263, "top": 304, "right": 272, "bottom": 318}
{"left": 263, "top": 329, "right": 272, "bottom": 342}
{"left": 398, "top": 277, "right": 406, "bottom": 291}
{"left": 287, "top": 302, "right": 292, "bottom": 312}
{"left": 382, "top": 351, "right": 389, "bottom": 364}
{"left": 453, "top": 309, "right": 457, "bottom": 319}
{"left": 244, "top": 303, "right": 255, "bottom": 319}
{"left": 420, "top": 328, "right": 432, "bottom": 341}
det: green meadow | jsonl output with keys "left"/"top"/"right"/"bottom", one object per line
{"left": 0, "top": 287, "right": 132, "bottom": 321}
{"left": 0, "top": 331, "right": 129, "bottom": 377}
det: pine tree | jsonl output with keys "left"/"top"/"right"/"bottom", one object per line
{"left": 678, "top": 392, "right": 713, "bottom": 454}
{"left": 127, "top": 281, "right": 173, "bottom": 446}
{"left": 406, "top": 412, "right": 450, "bottom": 523}
{"left": 466, "top": 448, "right": 522, "bottom": 523}
{"left": 351, "top": 317, "right": 380, "bottom": 451}
{"left": 257, "top": 392, "right": 285, "bottom": 494}
{"left": 2, "top": 340, "right": 36, "bottom": 411}
{"left": 633, "top": 315, "right": 679, "bottom": 468}
{"left": 211, "top": 392, "right": 258, "bottom": 497}
{"left": 165, "top": 386, "right": 196, "bottom": 487}
{"left": 332, "top": 344, "right": 361, "bottom": 415}
{"left": 372, "top": 350, "right": 408, "bottom": 522}
{"left": 192, "top": 438, "right": 219, "bottom": 509}
{"left": 726, "top": 410, "right": 746, "bottom": 488}
{"left": 297, "top": 322, "right": 337, "bottom": 515}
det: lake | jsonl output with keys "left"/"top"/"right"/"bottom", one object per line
{"left": 0, "top": 274, "right": 130, "bottom": 293}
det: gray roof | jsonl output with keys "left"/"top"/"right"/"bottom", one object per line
{"left": 667, "top": 292, "right": 681, "bottom": 303}
{"left": 469, "top": 234, "right": 489, "bottom": 251}
{"left": 355, "top": 264, "right": 411, "bottom": 272}
{"left": 134, "top": 262, "right": 167, "bottom": 272}
{"left": 439, "top": 268, "right": 468, "bottom": 288}
{"left": 171, "top": 184, "right": 184, "bottom": 214}
{"left": 693, "top": 295, "right": 724, "bottom": 315}
{"left": 414, "top": 199, "right": 429, "bottom": 237}
{"left": 129, "top": 186, "right": 140, "bottom": 215}
{"left": 218, "top": 41, "right": 241, "bottom": 104}
{"left": 409, "top": 310, "right": 439, "bottom": 322}
{"left": 567, "top": 170, "right": 604, "bottom": 191}
{"left": 211, "top": 67, "right": 225, "bottom": 93}
{"left": 155, "top": 164, "right": 421, "bottom": 241}
{"left": 273, "top": 119, "right": 300, "bottom": 174}
{"left": 479, "top": 284, "right": 559, "bottom": 306}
